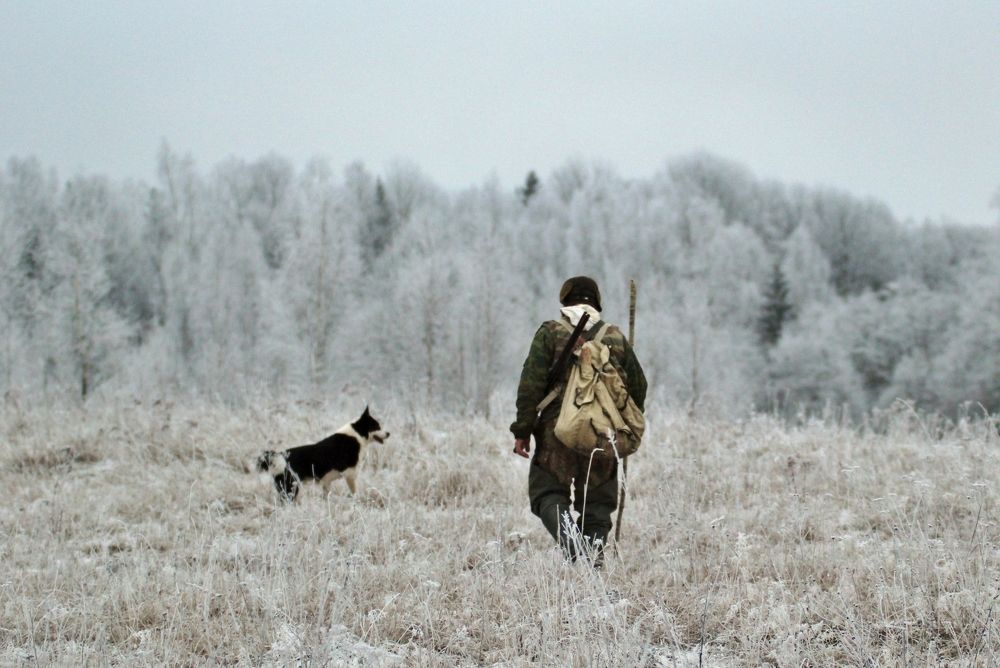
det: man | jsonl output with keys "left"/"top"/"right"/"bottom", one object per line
{"left": 511, "top": 276, "right": 647, "bottom": 564}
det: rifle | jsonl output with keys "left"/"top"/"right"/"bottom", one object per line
{"left": 534, "top": 311, "right": 590, "bottom": 418}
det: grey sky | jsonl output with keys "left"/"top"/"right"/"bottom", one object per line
{"left": 2, "top": 1, "right": 998, "bottom": 225}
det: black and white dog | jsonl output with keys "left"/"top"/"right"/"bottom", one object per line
{"left": 256, "top": 407, "right": 390, "bottom": 502}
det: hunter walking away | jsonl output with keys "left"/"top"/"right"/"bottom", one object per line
{"left": 511, "top": 276, "right": 647, "bottom": 567}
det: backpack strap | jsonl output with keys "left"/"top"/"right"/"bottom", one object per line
{"left": 588, "top": 321, "right": 611, "bottom": 344}
{"left": 537, "top": 319, "right": 579, "bottom": 414}
{"left": 536, "top": 386, "right": 561, "bottom": 414}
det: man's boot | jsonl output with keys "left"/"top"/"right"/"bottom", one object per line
{"left": 579, "top": 525, "right": 610, "bottom": 569}
{"left": 538, "top": 502, "right": 581, "bottom": 561}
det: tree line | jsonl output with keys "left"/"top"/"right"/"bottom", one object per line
{"left": 1, "top": 145, "right": 997, "bottom": 419}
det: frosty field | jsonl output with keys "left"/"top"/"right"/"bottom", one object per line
{"left": 1, "top": 400, "right": 998, "bottom": 666}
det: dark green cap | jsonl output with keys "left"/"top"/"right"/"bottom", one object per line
{"left": 559, "top": 276, "right": 602, "bottom": 311}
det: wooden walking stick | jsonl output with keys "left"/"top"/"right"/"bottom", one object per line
{"left": 614, "top": 279, "right": 637, "bottom": 545}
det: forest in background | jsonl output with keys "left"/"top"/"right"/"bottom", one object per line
{"left": 1, "top": 145, "right": 998, "bottom": 419}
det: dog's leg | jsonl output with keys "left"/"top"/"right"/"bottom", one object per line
{"left": 275, "top": 473, "right": 300, "bottom": 503}
{"left": 273, "top": 475, "right": 289, "bottom": 502}
{"left": 345, "top": 473, "right": 357, "bottom": 495}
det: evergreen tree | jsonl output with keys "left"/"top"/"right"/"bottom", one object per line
{"left": 517, "top": 170, "right": 539, "bottom": 205}
{"left": 758, "top": 263, "right": 793, "bottom": 346}
{"left": 362, "top": 178, "right": 394, "bottom": 270}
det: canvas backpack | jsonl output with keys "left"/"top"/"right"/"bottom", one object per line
{"left": 552, "top": 321, "right": 645, "bottom": 459}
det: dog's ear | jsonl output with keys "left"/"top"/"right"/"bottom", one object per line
{"left": 362, "top": 404, "right": 370, "bottom": 417}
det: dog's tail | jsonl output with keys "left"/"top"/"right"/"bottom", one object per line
{"left": 255, "top": 450, "right": 287, "bottom": 475}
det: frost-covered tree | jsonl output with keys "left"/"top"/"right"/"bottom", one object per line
{"left": 0, "top": 158, "right": 62, "bottom": 393}
{"left": 765, "top": 301, "right": 865, "bottom": 418}
{"left": 343, "top": 161, "right": 374, "bottom": 218}
{"left": 928, "top": 254, "right": 1000, "bottom": 414}
{"left": 781, "top": 222, "right": 832, "bottom": 312}
{"left": 383, "top": 160, "right": 440, "bottom": 224}
{"left": 668, "top": 153, "right": 754, "bottom": 228}
{"left": 801, "top": 189, "right": 903, "bottom": 295}
{"left": 668, "top": 153, "right": 797, "bottom": 247}
{"left": 650, "top": 281, "right": 763, "bottom": 416}
{"left": 1, "top": 158, "right": 59, "bottom": 337}
{"left": 1, "top": 148, "right": 996, "bottom": 416}
{"left": 49, "top": 176, "right": 131, "bottom": 398}
{"left": 103, "top": 183, "right": 161, "bottom": 342}
{"left": 156, "top": 142, "right": 201, "bottom": 255}
{"left": 197, "top": 211, "right": 267, "bottom": 390}
{"left": 549, "top": 159, "right": 591, "bottom": 205}
{"left": 700, "top": 222, "right": 769, "bottom": 328}
{"left": 903, "top": 222, "right": 957, "bottom": 289}
{"left": 154, "top": 151, "right": 208, "bottom": 383}
{"left": 455, "top": 181, "right": 523, "bottom": 415}
{"left": 214, "top": 154, "right": 296, "bottom": 270}
{"left": 283, "top": 159, "right": 361, "bottom": 389}
{"left": 838, "top": 280, "right": 958, "bottom": 408}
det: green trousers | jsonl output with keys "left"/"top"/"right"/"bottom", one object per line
{"left": 528, "top": 458, "right": 618, "bottom": 562}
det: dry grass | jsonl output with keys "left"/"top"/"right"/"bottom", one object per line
{"left": 1, "top": 399, "right": 998, "bottom": 666}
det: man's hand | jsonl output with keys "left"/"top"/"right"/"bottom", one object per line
{"left": 513, "top": 438, "right": 531, "bottom": 459}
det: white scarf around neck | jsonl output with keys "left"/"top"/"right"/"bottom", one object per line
{"left": 560, "top": 304, "right": 601, "bottom": 330}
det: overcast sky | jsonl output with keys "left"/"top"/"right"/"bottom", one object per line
{"left": 2, "top": 1, "right": 998, "bottom": 225}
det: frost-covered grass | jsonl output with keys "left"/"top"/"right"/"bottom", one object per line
{"left": 1, "top": 400, "right": 998, "bottom": 666}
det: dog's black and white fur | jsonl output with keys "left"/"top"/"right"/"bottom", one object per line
{"left": 256, "top": 407, "right": 389, "bottom": 502}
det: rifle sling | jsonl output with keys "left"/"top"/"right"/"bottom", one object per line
{"left": 534, "top": 318, "right": 607, "bottom": 414}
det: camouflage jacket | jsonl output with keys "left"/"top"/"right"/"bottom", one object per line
{"left": 511, "top": 318, "right": 648, "bottom": 485}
